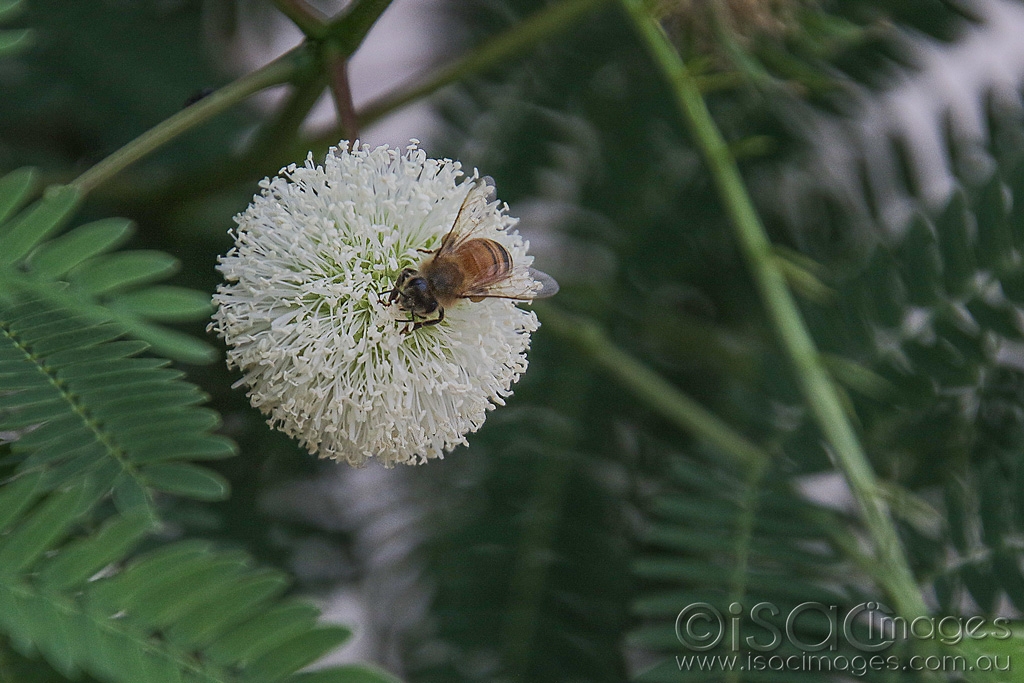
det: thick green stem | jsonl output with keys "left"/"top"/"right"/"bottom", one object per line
{"left": 619, "top": 0, "right": 927, "bottom": 619}
{"left": 248, "top": 72, "right": 328, "bottom": 157}
{"left": 538, "top": 304, "right": 769, "bottom": 470}
{"left": 70, "top": 47, "right": 310, "bottom": 196}
{"left": 326, "top": 0, "right": 395, "bottom": 55}
{"left": 326, "top": 50, "right": 360, "bottom": 140}
{"left": 273, "top": 0, "right": 328, "bottom": 38}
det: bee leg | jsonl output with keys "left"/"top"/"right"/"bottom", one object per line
{"left": 397, "top": 317, "right": 419, "bottom": 335}
{"left": 374, "top": 287, "right": 397, "bottom": 306}
{"left": 398, "top": 307, "right": 443, "bottom": 334}
{"left": 416, "top": 247, "right": 437, "bottom": 254}
{"left": 419, "top": 307, "right": 445, "bottom": 328}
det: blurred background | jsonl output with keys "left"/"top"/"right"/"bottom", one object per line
{"left": 5, "top": 0, "right": 1024, "bottom": 681}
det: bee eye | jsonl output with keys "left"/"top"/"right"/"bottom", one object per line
{"left": 412, "top": 278, "right": 428, "bottom": 294}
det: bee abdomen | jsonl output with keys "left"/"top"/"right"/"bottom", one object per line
{"left": 463, "top": 238, "right": 512, "bottom": 275}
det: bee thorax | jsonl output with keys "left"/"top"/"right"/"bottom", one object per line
{"left": 422, "top": 260, "right": 465, "bottom": 303}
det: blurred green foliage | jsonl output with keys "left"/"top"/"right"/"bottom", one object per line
{"left": 4, "top": 0, "right": 1024, "bottom": 682}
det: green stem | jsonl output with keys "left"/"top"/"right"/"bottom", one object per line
{"left": 70, "top": 47, "right": 311, "bottom": 196}
{"left": 537, "top": 304, "right": 769, "bottom": 470}
{"left": 325, "top": 0, "right": 395, "bottom": 55}
{"left": 248, "top": 72, "right": 328, "bottom": 157}
{"left": 619, "top": 0, "right": 927, "bottom": 619}
{"left": 350, "top": 0, "right": 612, "bottom": 130}
{"left": 273, "top": 0, "right": 328, "bottom": 38}
{"left": 326, "top": 50, "right": 360, "bottom": 140}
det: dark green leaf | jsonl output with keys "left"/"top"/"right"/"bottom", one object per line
{"left": 28, "top": 218, "right": 134, "bottom": 280}
{"left": 0, "top": 167, "right": 37, "bottom": 225}
{"left": 967, "top": 299, "right": 1021, "bottom": 340}
{"left": 243, "top": 626, "right": 353, "bottom": 683}
{"left": 0, "top": 484, "right": 94, "bottom": 577}
{"left": 904, "top": 338, "right": 978, "bottom": 386}
{"left": 111, "top": 475, "right": 154, "bottom": 515}
{"left": 206, "top": 602, "right": 321, "bottom": 666}
{"left": 131, "top": 435, "right": 237, "bottom": 463}
{"left": 0, "top": 186, "right": 81, "bottom": 266}
{"left": 962, "top": 563, "right": 998, "bottom": 615}
{"left": 936, "top": 189, "right": 976, "bottom": 296}
{"left": 38, "top": 510, "right": 155, "bottom": 590}
{"left": 975, "top": 176, "right": 1012, "bottom": 270}
{"left": 141, "top": 463, "right": 229, "bottom": 501}
{"left": 165, "top": 571, "right": 289, "bottom": 649}
{"left": 120, "top": 321, "right": 217, "bottom": 365}
{"left": 109, "top": 286, "right": 213, "bottom": 321}
{"left": 0, "top": 470, "right": 44, "bottom": 532}
{"left": 69, "top": 251, "right": 179, "bottom": 296}
{"left": 897, "top": 214, "right": 943, "bottom": 305}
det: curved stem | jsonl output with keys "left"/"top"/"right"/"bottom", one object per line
{"left": 273, "top": 0, "right": 328, "bottom": 38}
{"left": 537, "top": 304, "right": 769, "bottom": 470}
{"left": 325, "top": 0, "right": 395, "bottom": 55}
{"left": 326, "top": 50, "right": 359, "bottom": 140}
{"left": 70, "top": 47, "right": 311, "bottom": 196}
{"left": 249, "top": 72, "right": 328, "bottom": 157}
{"left": 619, "top": 0, "right": 927, "bottom": 620}
{"left": 330, "top": 0, "right": 611, "bottom": 138}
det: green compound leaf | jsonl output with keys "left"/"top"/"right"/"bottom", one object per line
{"left": 0, "top": 168, "right": 215, "bottom": 363}
{"left": 0, "top": 310, "right": 372, "bottom": 681}
{"left": 811, "top": 105, "right": 1024, "bottom": 632}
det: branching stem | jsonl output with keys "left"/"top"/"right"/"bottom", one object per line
{"left": 350, "top": 0, "right": 612, "bottom": 131}
{"left": 619, "top": 0, "right": 928, "bottom": 619}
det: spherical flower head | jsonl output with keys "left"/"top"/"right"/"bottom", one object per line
{"left": 210, "top": 141, "right": 543, "bottom": 467}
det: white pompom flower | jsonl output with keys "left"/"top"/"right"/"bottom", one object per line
{"left": 210, "top": 141, "right": 546, "bottom": 467}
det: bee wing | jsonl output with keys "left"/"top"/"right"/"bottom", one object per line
{"left": 462, "top": 268, "right": 560, "bottom": 301}
{"left": 437, "top": 176, "right": 497, "bottom": 255}
{"left": 527, "top": 268, "right": 560, "bottom": 298}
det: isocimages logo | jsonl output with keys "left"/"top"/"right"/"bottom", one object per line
{"left": 674, "top": 602, "right": 1012, "bottom": 653}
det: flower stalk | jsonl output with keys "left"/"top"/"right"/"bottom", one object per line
{"left": 619, "top": 0, "right": 928, "bottom": 620}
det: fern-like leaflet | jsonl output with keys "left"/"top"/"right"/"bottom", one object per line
{"left": 0, "top": 170, "right": 400, "bottom": 683}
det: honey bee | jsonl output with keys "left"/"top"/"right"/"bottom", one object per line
{"left": 383, "top": 176, "right": 559, "bottom": 333}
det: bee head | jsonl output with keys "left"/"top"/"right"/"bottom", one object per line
{"left": 394, "top": 271, "right": 438, "bottom": 316}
